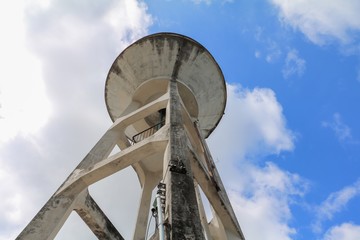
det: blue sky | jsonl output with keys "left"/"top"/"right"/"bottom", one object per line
{"left": 1, "top": 0, "right": 360, "bottom": 239}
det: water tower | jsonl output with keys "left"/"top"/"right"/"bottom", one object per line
{"left": 17, "top": 33, "right": 245, "bottom": 240}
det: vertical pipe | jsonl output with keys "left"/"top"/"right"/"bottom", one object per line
{"left": 156, "top": 193, "right": 165, "bottom": 240}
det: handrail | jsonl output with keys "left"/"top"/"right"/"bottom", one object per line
{"left": 132, "top": 121, "right": 165, "bottom": 143}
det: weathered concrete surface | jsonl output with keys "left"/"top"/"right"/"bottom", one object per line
{"left": 75, "top": 190, "right": 124, "bottom": 240}
{"left": 16, "top": 95, "right": 169, "bottom": 240}
{"left": 194, "top": 182, "right": 213, "bottom": 239}
{"left": 105, "top": 33, "right": 226, "bottom": 138}
{"left": 17, "top": 33, "right": 245, "bottom": 240}
{"left": 132, "top": 174, "right": 159, "bottom": 240}
{"left": 164, "top": 79, "right": 205, "bottom": 240}
{"left": 16, "top": 193, "right": 77, "bottom": 240}
{"left": 193, "top": 122, "right": 245, "bottom": 239}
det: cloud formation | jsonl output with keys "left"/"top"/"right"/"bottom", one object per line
{"left": 282, "top": 49, "right": 306, "bottom": 79}
{"left": 313, "top": 179, "right": 360, "bottom": 233}
{"left": 229, "top": 162, "right": 307, "bottom": 240}
{"left": 209, "top": 84, "right": 294, "bottom": 160}
{"left": 254, "top": 27, "right": 282, "bottom": 63}
{"left": 324, "top": 222, "right": 360, "bottom": 240}
{"left": 253, "top": 26, "right": 307, "bottom": 79}
{"left": 322, "top": 113, "right": 353, "bottom": 143}
{"left": 0, "top": 1, "right": 152, "bottom": 239}
{"left": 270, "top": 0, "right": 360, "bottom": 46}
{"left": 208, "top": 85, "right": 305, "bottom": 240}
{"left": 0, "top": 1, "right": 52, "bottom": 143}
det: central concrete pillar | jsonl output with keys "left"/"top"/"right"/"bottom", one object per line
{"left": 163, "top": 79, "right": 205, "bottom": 240}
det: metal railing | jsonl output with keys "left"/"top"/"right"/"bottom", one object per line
{"left": 131, "top": 121, "right": 165, "bottom": 144}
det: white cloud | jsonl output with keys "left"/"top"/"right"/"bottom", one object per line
{"left": 313, "top": 179, "right": 360, "bottom": 233}
{"left": 265, "top": 41, "right": 282, "bottom": 63}
{"left": 103, "top": 0, "right": 153, "bottom": 48}
{"left": 0, "top": 0, "right": 152, "bottom": 239}
{"left": 254, "top": 27, "right": 282, "bottom": 63}
{"left": 0, "top": 1, "right": 52, "bottom": 143}
{"left": 229, "top": 162, "right": 307, "bottom": 240}
{"left": 253, "top": 27, "right": 306, "bottom": 78}
{"left": 209, "top": 84, "right": 294, "bottom": 161}
{"left": 0, "top": 164, "right": 31, "bottom": 240}
{"left": 208, "top": 85, "right": 304, "bottom": 240}
{"left": 282, "top": 49, "right": 306, "bottom": 79}
{"left": 322, "top": 113, "right": 353, "bottom": 142}
{"left": 323, "top": 223, "right": 360, "bottom": 240}
{"left": 270, "top": 0, "right": 360, "bottom": 46}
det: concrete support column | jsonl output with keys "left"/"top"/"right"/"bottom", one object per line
{"left": 74, "top": 190, "right": 124, "bottom": 240}
{"left": 16, "top": 193, "right": 77, "bottom": 240}
{"left": 209, "top": 206, "right": 228, "bottom": 240}
{"left": 194, "top": 183, "right": 212, "bottom": 240}
{"left": 163, "top": 79, "right": 205, "bottom": 240}
{"left": 16, "top": 126, "right": 122, "bottom": 240}
{"left": 132, "top": 174, "right": 158, "bottom": 240}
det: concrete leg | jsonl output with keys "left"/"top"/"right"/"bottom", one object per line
{"left": 16, "top": 193, "right": 77, "bottom": 240}
{"left": 74, "top": 190, "right": 124, "bottom": 240}
{"left": 132, "top": 174, "right": 158, "bottom": 240}
{"left": 208, "top": 206, "right": 227, "bottom": 240}
{"left": 16, "top": 128, "right": 122, "bottom": 240}
{"left": 194, "top": 183, "right": 212, "bottom": 240}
